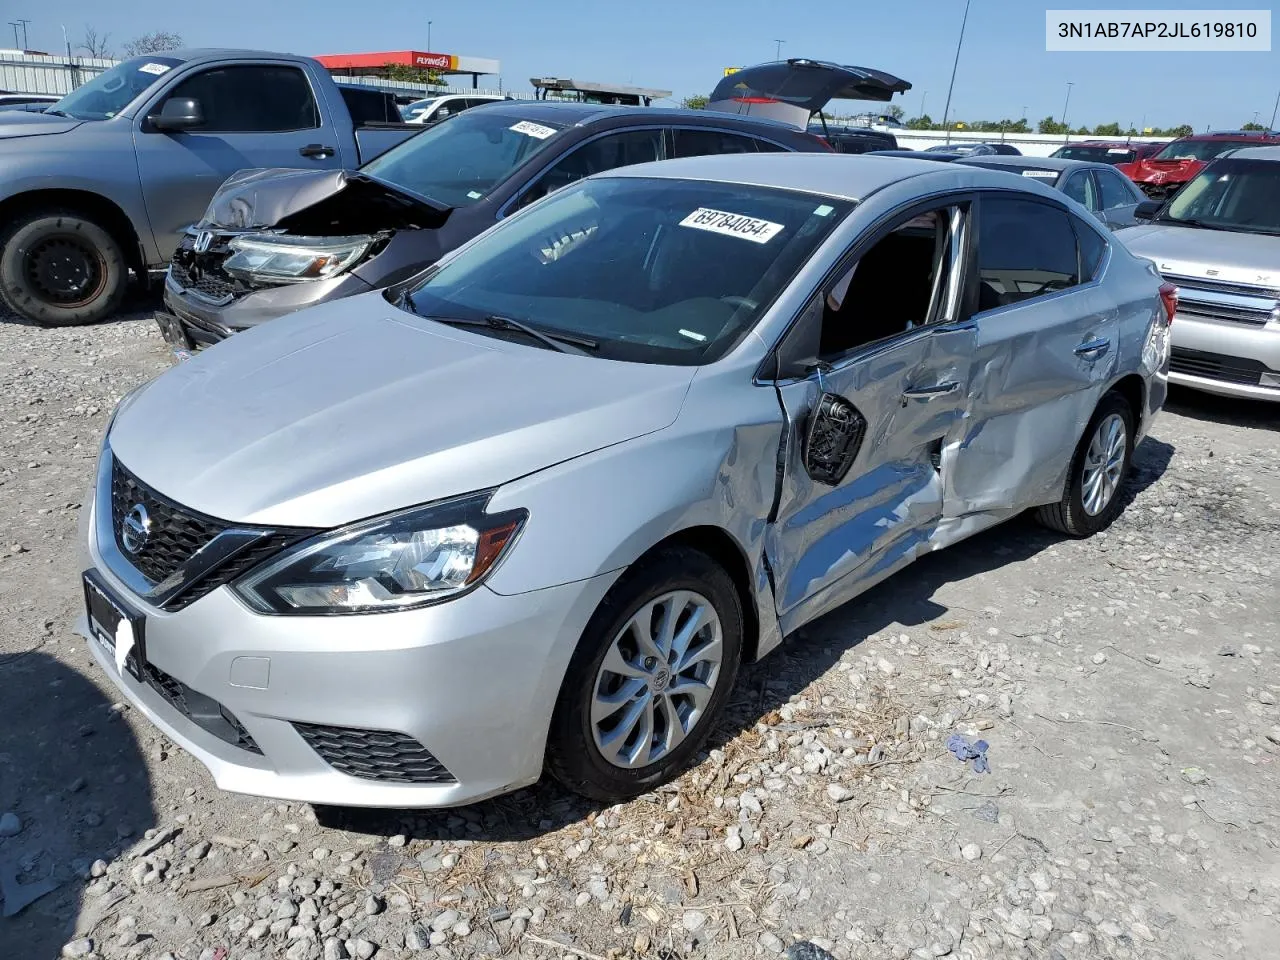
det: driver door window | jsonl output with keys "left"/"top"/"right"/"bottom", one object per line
{"left": 516, "top": 129, "right": 665, "bottom": 210}
{"left": 816, "top": 204, "right": 965, "bottom": 360}
{"left": 161, "top": 65, "right": 319, "bottom": 131}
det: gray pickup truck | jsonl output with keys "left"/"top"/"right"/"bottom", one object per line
{"left": 0, "top": 49, "right": 419, "bottom": 327}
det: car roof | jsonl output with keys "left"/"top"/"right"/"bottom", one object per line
{"left": 477, "top": 99, "right": 809, "bottom": 133}
{"left": 957, "top": 155, "right": 1105, "bottom": 173}
{"left": 602, "top": 152, "right": 1059, "bottom": 202}
{"left": 1067, "top": 140, "right": 1158, "bottom": 148}
{"left": 1171, "top": 131, "right": 1280, "bottom": 142}
{"left": 1225, "top": 144, "right": 1280, "bottom": 161}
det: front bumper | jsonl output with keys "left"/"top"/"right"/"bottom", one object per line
{"left": 160, "top": 270, "right": 375, "bottom": 352}
{"left": 79, "top": 470, "right": 617, "bottom": 808}
{"left": 1169, "top": 310, "right": 1280, "bottom": 402}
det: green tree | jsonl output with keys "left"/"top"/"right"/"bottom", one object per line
{"left": 885, "top": 104, "right": 904, "bottom": 120}
{"left": 123, "top": 31, "right": 182, "bottom": 57}
{"left": 681, "top": 94, "right": 709, "bottom": 110}
{"left": 382, "top": 63, "right": 445, "bottom": 86}
{"left": 1038, "top": 116, "right": 1067, "bottom": 135}
{"left": 1092, "top": 122, "right": 1122, "bottom": 137}
{"left": 1242, "top": 121, "right": 1266, "bottom": 131}
{"left": 906, "top": 114, "right": 933, "bottom": 130}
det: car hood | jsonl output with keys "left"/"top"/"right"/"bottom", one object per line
{"left": 0, "top": 110, "right": 85, "bottom": 139}
{"left": 707, "top": 58, "right": 911, "bottom": 130}
{"left": 108, "top": 295, "right": 696, "bottom": 528}
{"left": 196, "top": 167, "right": 353, "bottom": 230}
{"left": 1118, "top": 222, "right": 1280, "bottom": 287}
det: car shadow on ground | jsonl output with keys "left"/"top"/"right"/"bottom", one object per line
{"left": 0, "top": 651, "right": 156, "bottom": 958}
{"left": 316, "top": 436, "right": 1175, "bottom": 846}
{"left": 0, "top": 286, "right": 163, "bottom": 329}
{"left": 1165, "top": 385, "right": 1280, "bottom": 432}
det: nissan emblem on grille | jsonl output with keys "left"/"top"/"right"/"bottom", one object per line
{"left": 192, "top": 230, "right": 214, "bottom": 254}
{"left": 120, "top": 503, "right": 152, "bottom": 554}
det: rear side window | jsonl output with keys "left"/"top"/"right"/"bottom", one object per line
{"left": 165, "top": 65, "right": 319, "bottom": 132}
{"left": 975, "top": 196, "right": 1080, "bottom": 311}
{"left": 672, "top": 128, "right": 760, "bottom": 158}
{"left": 1097, "top": 169, "right": 1140, "bottom": 209}
{"left": 1061, "top": 171, "right": 1098, "bottom": 210}
{"left": 1073, "top": 216, "right": 1108, "bottom": 280}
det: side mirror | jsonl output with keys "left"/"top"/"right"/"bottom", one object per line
{"left": 1133, "top": 199, "right": 1161, "bottom": 221}
{"left": 151, "top": 97, "right": 205, "bottom": 131}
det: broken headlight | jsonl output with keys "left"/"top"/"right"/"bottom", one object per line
{"left": 232, "top": 493, "right": 526, "bottom": 615}
{"left": 223, "top": 233, "right": 374, "bottom": 284}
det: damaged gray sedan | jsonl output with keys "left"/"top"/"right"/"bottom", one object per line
{"left": 81, "top": 154, "right": 1171, "bottom": 807}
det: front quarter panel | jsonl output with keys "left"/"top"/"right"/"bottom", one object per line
{"left": 484, "top": 365, "right": 785, "bottom": 656}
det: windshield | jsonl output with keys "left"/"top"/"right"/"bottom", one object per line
{"left": 1053, "top": 145, "right": 1135, "bottom": 164}
{"left": 361, "top": 109, "right": 568, "bottom": 208}
{"left": 1160, "top": 158, "right": 1280, "bottom": 235}
{"left": 50, "top": 56, "right": 184, "bottom": 120}
{"left": 1153, "top": 139, "right": 1252, "bottom": 162}
{"left": 399, "top": 176, "right": 853, "bottom": 365}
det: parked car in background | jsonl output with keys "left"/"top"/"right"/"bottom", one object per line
{"left": 159, "top": 59, "right": 911, "bottom": 351}
{"left": 1051, "top": 139, "right": 1168, "bottom": 166}
{"left": 865, "top": 149, "right": 966, "bottom": 162}
{"left": 82, "top": 152, "right": 1169, "bottom": 807}
{"left": 1116, "top": 130, "right": 1280, "bottom": 200}
{"left": 0, "top": 49, "right": 420, "bottom": 327}
{"left": 809, "top": 123, "right": 897, "bottom": 153}
{"left": 925, "top": 142, "right": 1021, "bottom": 156}
{"left": 402, "top": 93, "right": 511, "bottom": 124}
{"left": 956, "top": 155, "right": 1147, "bottom": 229}
{"left": 0, "top": 92, "right": 60, "bottom": 110}
{"left": 1119, "top": 146, "right": 1280, "bottom": 401}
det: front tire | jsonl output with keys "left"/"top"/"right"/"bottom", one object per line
{"left": 1036, "top": 391, "right": 1135, "bottom": 537}
{"left": 546, "top": 546, "right": 743, "bottom": 802}
{"left": 0, "top": 210, "right": 128, "bottom": 326}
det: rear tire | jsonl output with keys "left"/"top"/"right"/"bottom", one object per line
{"left": 546, "top": 546, "right": 743, "bottom": 802}
{"left": 0, "top": 210, "right": 128, "bottom": 326}
{"left": 1036, "top": 391, "right": 1135, "bottom": 537}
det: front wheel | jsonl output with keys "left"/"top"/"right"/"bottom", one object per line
{"left": 1036, "top": 391, "right": 1135, "bottom": 537}
{"left": 0, "top": 210, "right": 128, "bottom": 326}
{"left": 546, "top": 546, "right": 743, "bottom": 802}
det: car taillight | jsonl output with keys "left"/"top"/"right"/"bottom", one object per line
{"left": 1158, "top": 281, "right": 1178, "bottom": 325}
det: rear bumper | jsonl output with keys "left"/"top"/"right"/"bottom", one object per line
{"left": 1169, "top": 311, "right": 1280, "bottom": 401}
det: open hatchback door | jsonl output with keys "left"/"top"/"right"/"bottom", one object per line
{"left": 707, "top": 59, "right": 911, "bottom": 130}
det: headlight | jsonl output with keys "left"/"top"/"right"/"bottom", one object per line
{"left": 223, "top": 233, "right": 374, "bottom": 284}
{"left": 232, "top": 493, "right": 526, "bottom": 615}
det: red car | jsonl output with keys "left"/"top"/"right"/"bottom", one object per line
{"left": 1116, "top": 131, "right": 1280, "bottom": 200}
{"left": 1050, "top": 139, "right": 1169, "bottom": 166}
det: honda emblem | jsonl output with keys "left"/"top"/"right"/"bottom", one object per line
{"left": 192, "top": 231, "right": 214, "bottom": 254}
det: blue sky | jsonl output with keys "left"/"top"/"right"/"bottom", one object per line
{"left": 19, "top": 0, "right": 1280, "bottom": 130}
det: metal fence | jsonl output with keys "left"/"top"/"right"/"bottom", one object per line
{"left": 0, "top": 52, "right": 113, "bottom": 96}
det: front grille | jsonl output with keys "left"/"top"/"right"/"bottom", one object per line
{"left": 147, "top": 663, "right": 262, "bottom": 754}
{"left": 1165, "top": 274, "right": 1280, "bottom": 301}
{"left": 169, "top": 235, "right": 250, "bottom": 303}
{"left": 294, "top": 723, "right": 456, "bottom": 784}
{"left": 111, "top": 459, "right": 228, "bottom": 586}
{"left": 109, "top": 457, "right": 318, "bottom": 612}
{"left": 1176, "top": 300, "right": 1274, "bottom": 326}
{"left": 1170, "top": 347, "right": 1268, "bottom": 386}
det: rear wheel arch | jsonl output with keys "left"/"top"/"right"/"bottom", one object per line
{"left": 1109, "top": 373, "right": 1146, "bottom": 432}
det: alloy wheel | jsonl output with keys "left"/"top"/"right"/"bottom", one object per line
{"left": 590, "top": 590, "right": 724, "bottom": 770}
{"left": 1081, "top": 412, "right": 1127, "bottom": 516}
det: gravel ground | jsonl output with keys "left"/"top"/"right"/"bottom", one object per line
{"left": 1, "top": 303, "right": 1278, "bottom": 960}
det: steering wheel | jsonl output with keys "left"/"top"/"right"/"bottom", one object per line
{"left": 720, "top": 295, "right": 758, "bottom": 310}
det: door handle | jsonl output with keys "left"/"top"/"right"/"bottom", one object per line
{"left": 901, "top": 380, "right": 961, "bottom": 405}
{"left": 1074, "top": 337, "right": 1111, "bottom": 359}
{"left": 299, "top": 143, "right": 335, "bottom": 159}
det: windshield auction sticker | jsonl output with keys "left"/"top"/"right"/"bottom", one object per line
{"left": 679, "top": 208, "right": 784, "bottom": 244}
{"left": 1021, "top": 170, "right": 1059, "bottom": 178}
{"left": 510, "top": 120, "right": 557, "bottom": 139}
{"left": 1046, "top": 10, "right": 1270, "bottom": 51}
{"left": 138, "top": 62, "right": 172, "bottom": 75}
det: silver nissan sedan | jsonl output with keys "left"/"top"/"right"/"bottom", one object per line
{"left": 78, "top": 154, "right": 1172, "bottom": 807}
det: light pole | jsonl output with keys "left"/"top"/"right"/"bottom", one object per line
{"left": 1271, "top": 88, "right": 1280, "bottom": 130}
{"left": 1061, "top": 81, "right": 1074, "bottom": 142}
{"left": 8, "top": 23, "right": 20, "bottom": 48}
{"left": 16, "top": 19, "right": 30, "bottom": 49}
{"left": 774, "top": 39, "right": 785, "bottom": 61}
{"left": 919, "top": 91, "right": 927, "bottom": 121}
{"left": 940, "top": 0, "right": 972, "bottom": 144}
{"left": 427, "top": 21, "right": 433, "bottom": 52}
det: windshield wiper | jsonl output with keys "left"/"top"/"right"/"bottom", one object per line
{"left": 1158, "top": 216, "right": 1231, "bottom": 231}
{"left": 426, "top": 314, "right": 599, "bottom": 354}
{"left": 42, "top": 108, "right": 69, "bottom": 118}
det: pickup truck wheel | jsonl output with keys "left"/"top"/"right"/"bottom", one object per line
{"left": 0, "top": 211, "right": 128, "bottom": 326}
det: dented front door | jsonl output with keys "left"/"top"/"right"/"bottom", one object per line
{"left": 766, "top": 323, "right": 974, "bottom": 634}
